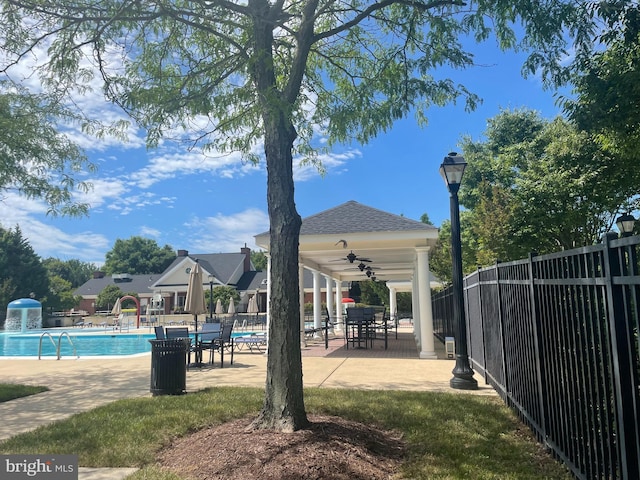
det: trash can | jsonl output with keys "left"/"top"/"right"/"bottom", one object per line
{"left": 149, "top": 338, "right": 191, "bottom": 396}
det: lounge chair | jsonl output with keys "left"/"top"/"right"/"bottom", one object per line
{"left": 233, "top": 332, "right": 266, "bottom": 352}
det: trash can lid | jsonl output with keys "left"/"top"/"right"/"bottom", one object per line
{"left": 7, "top": 298, "right": 42, "bottom": 309}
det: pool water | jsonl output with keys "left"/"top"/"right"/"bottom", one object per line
{"left": 0, "top": 331, "right": 156, "bottom": 357}
{"left": 0, "top": 330, "right": 262, "bottom": 358}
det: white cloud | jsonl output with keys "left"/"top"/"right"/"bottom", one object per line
{"left": 76, "top": 177, "right": 129, "bottom": 210}
{"left": 139, "top": 226, "right": 162, "bottom": 238}
{"left": 184, "top": 208, "right": 270, "bottom": 253}
{"left": 130, "top": 148, "right": 248, "bottom": 188}
{"left": 293, "top": 149, "right": 361, "bottom": 181}
{"left": 0, "top": 193, "right": 109, "bottom": 264}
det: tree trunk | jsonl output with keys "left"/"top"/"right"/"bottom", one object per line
{"left": 249, "top": 0, "right": 308, "bottom": 432}
{"left": 252, "top": 118, "right": 308, "bottom": 432}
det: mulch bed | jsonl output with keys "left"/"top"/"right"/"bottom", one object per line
{"left": 158, "top": 414, "right": 406, "bottom": 480}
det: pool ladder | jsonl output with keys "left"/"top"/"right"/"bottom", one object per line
{"left": 38, "top": 331, "right": 79, "bottom": 360}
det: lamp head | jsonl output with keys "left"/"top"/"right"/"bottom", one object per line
{"left": 439, "top": 152, "right": 467, "bottom": 193}
{"left": 616, "top": 213, "right": 636, "bottom": 237}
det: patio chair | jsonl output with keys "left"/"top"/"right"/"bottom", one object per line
{"left": 165, "top": 327, "right": 189, "bottom": 339}
{"left": 154, "top": 325, "right": 165, "bottom": 339}
{"left": 370, "top": 307, "right": 389, "bottom": 350}
{"left": 345, "top": 307, "right": 366, "bottom": 349}
{"left": 165, "top": 327, "right": 196, "bottom": 365}
{"left": 210, "top": 324, "right": 234, "bottom": 368}
{"left": 194, "top": 322, "right": 222, "bottom": 365}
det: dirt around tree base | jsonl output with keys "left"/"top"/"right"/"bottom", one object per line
{"left": 158, "top": 415, "right": 406, "bottom": 480}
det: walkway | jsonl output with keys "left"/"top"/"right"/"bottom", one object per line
{"left": 0, "top": 327, "right": 495, "bottom": 479}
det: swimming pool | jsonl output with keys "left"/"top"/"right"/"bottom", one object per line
{"left": 0, "top": 330, "right": 262, "bottom": 358}
{"left": 0, "top": 331, "right": 156, "bottom": 358}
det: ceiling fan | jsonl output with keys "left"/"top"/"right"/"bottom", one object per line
{"left": 330, "top": 251, "right": 372, "bottom": 264}
{"left": 343, "top": 263, "right": 384, "bottom": 274}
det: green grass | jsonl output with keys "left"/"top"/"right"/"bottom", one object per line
{"left": 0, "top": 387, "right": 571, "bottom": 479}
{"left": 0, "top": 383, "right": 48, "bottom": 403}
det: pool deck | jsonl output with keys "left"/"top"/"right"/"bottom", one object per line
{"left": 0, "top": 325, "right": 496, "bottom": 480}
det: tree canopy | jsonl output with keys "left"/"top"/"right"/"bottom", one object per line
{"left": 104, "top": 237, "right": 175, "bottom": 275}
{"left": 45, "top": 275, "right": 82, "bottom": 313}
{"left": 207, "top": 286, "right": 241, "bottom": 314}
{"left": 96, "top": 284, "right": 138, "bottom": 310}
{"left": 0, "top": 0, "right": 602, "bottom": 432}
{"left": 562, "top": 19, "right": 640, "bottom": 214}
{"left": 559, "top": 3, "right": 640, "bottom": 216}
{"left": 459, "top": 109, "right": 630, "bottom": 262}
{"left": 0, "top": 85, "right": 94, "bottom": 216}
{"left": 251, "top": 250, "right": 268, "bottom": 271}
{"left": 0, "top": 225, "right": 49, "bottom": 308}
{"left": 42, "top": 258, "right": 98, "bottom": 288}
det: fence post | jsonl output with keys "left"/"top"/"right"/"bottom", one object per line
{"left": 526, "top": 251, "right": 548, "bottom": 443}
{"left": 493, "top": 262, "right": 507, "bottom": 392}
{"left": 476, "top": 266, "right": 489, "bottom": 384}
{"left": 602, "top": 233, "right": 640, "bottom": 480}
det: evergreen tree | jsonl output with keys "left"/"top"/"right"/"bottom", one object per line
{"left": 0, "top": 226, "right": 49, "bottom": 308}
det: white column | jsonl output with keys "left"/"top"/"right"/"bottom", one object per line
{"left": 416, "top": 247, "right": 437, "bottom": 358}
{"left": 265, "top": 253, "right": 271, "bottom": 354}
{"left": 335, "top": 280, "right": 343, "bottom": 332}
{"left": 299, "top": 261, "right": 306, "bottom": 347}
{"left": 312, "top": 270, "right": 322, "bottom": 334}
{"left": 389, "top": 286, "right": 397, "bottom": 323}
{"left": 412, "top": 272, "right": 420, "bottom": 345}
{"left": 325, "top": 275, "right": 334, "bottom": 333}
{"left": 266, "top": 253, "right": 271, "bottom": 330}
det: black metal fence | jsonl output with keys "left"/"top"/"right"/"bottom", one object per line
{"left": 432, "top": 234, "right": 640, "bottom": 479}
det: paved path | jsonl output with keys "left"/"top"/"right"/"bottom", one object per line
{"left": 0, "top": 330, "right": 495, "bottom": 479}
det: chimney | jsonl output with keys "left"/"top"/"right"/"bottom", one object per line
{"left": 241, "top": 244, "right": 251, "bottom": 272}
{"left": 177, "top": 249, "right": 189, "bottom": 257}
{"left": 93, "top": 271, "right": 105, "bottom": 279}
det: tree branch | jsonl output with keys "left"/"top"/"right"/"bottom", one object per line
{"left": 312, "top": 0, "right": 466, "bottom": 42}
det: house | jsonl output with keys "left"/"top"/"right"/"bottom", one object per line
{"left": 150, "top": 246, "right": 263, "bottom": 313}
{"left": 74, "top": 246, "right": 341, "bottom": 315}
{"left": 74, "top": 272, "right": 163, "bottom": 315}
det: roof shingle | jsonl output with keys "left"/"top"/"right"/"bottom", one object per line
{"left": 299, "top": 200, "right": 436, "bottom": 235}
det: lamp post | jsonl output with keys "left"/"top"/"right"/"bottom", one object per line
{"left": 208, "top": 274, "right": 214, "bottom": 321}
{"left": 616, "top": 213, "right": 636, "bottom": 237}
{"left": 439, "top": 152, "right": 478, "bottom": 390}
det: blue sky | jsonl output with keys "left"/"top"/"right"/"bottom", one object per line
{"left": 0, "top": 37, "right": 567, "bottom": 267}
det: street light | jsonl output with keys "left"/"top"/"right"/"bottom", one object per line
{"left": 440, "top": 152, "right": 478, "bottom": 390}
{"left": 208, "top": 274, "right": 215, "bottom": 321}
{"left": 616, "top": 213, "right": 636, "bottom": 237}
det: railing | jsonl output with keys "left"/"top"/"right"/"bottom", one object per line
{"left": 38, "top": 331, "right": 79, "bottom": 360}
{"left": 432, "top": 234, "right": 640, "bottom": 479}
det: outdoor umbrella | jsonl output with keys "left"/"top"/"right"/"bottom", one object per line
{"left": 111, "top": 297, "right": 122, "bottom": 325}
{"left": 227, "top": 298, "right": 236, "bottom": 314}
{"left": 247, "top": 294, "right": 259, "bottom": 324}
{"left": 184, "top": 262, "right": 207, "bottom": 332}
{"left": 215, "top": 298, "right": 224, "bottom": 315}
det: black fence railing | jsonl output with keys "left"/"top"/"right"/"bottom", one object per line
{"left": 432, "top": 234, "right": 640, "bottom": 480}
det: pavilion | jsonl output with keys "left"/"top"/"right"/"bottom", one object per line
{"left": 254, "top": 200, "right": 441, "bottom": 358}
